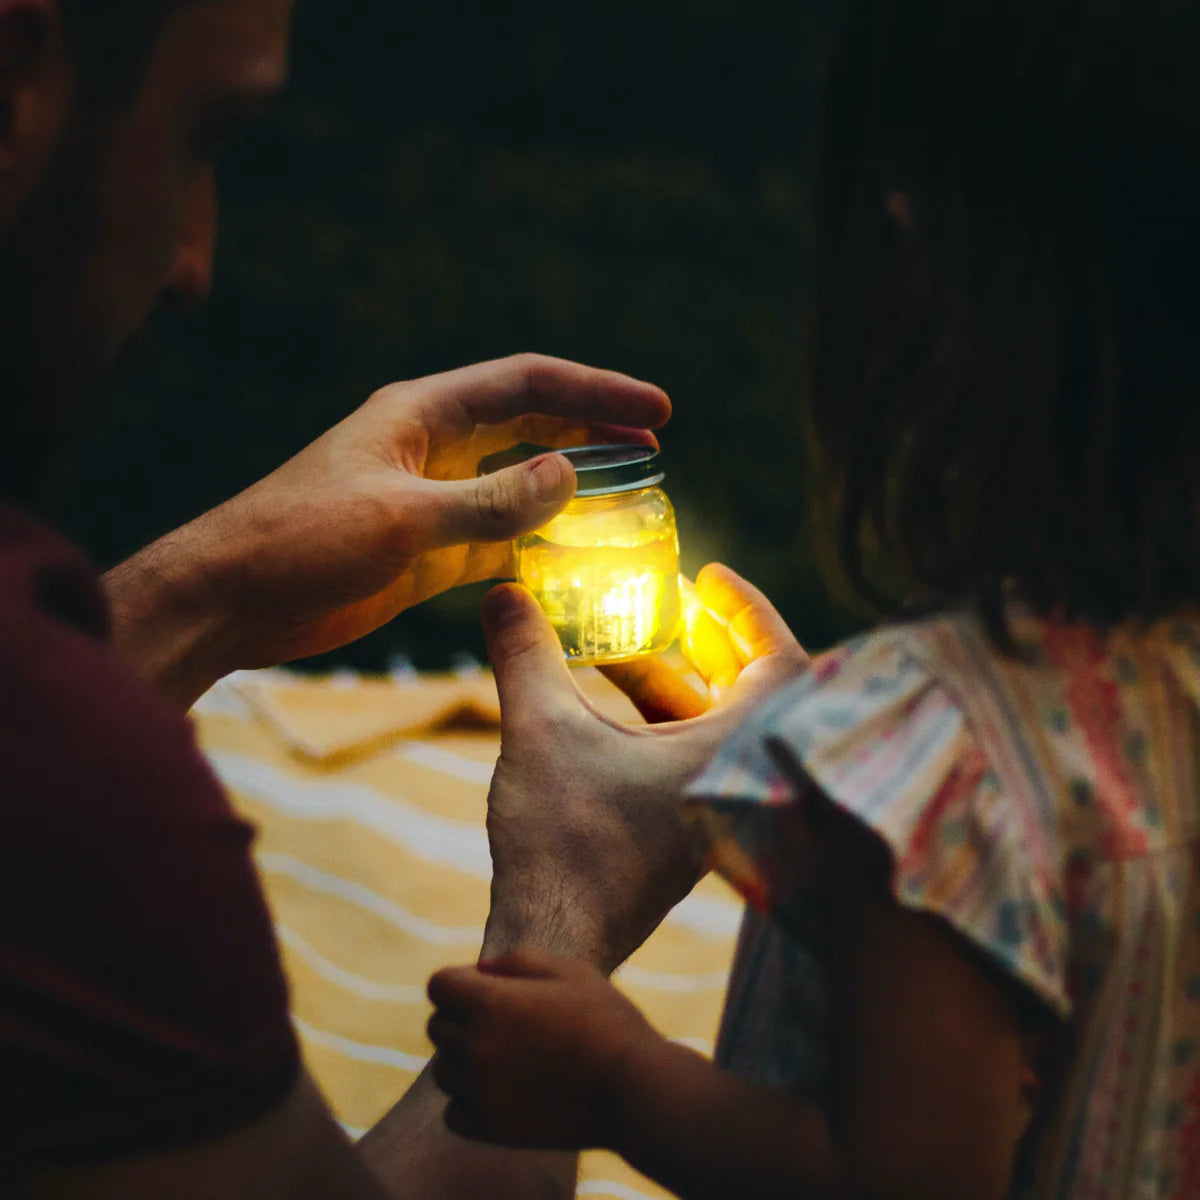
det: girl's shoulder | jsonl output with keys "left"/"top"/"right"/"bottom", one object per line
{"left": 688, "top": 607, "right": 1200, "bottom": 1012}
{"left": 696, "top": 606, "right": 1200, "bottom": 853}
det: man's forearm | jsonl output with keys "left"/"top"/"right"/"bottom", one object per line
{"left": 104, "top": 518, "right": 239, "bottom": 710}
{"left": 358, "top": 1063, "right": 577, "bottom": 1199}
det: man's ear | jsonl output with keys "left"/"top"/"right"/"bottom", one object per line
{"left": 0, "top": 0, "right": 72, "bottom": 214}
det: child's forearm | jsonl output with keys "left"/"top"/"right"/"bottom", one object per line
{"left": 609, "top": 1037, "right": 845, "bottom": 1200}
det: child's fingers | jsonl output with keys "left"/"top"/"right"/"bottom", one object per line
{"left": 430, "top": 1045, "right": 480, "bottom": 1104}
{"left": 695, "top": 562, "right": 806, "bottom": 667}
{"left": 476, "top": 947, "right": 567, "bottom": 978}
{"left": 427, "top": 964, "right": 494, "bottom": 1016}
{"left": 426, "top": 1012, "right": 467, "bottom": 1053}
{"left": 444, "top": 1098, "right": 488, "bottom": 1142}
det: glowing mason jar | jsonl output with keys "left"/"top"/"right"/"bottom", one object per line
{"left": 488, "top": 445, "right": 682, "bottom": 665}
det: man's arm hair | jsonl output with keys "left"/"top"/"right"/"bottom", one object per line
{"left": 359, "top": 1065, "right": 576, "bottom": 1200}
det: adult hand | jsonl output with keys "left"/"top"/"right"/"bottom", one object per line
{"left": 480, "top": 563, "right": 809, "bottom": 974}
{"left": 104, "top": 354, "right": 669, "bottom": 707}
{"left": 599, "top": 565, "right": 808, "bottom": 722}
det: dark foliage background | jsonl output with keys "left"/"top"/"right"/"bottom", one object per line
{"left": 49, "top": 0, "right": 858, "bottom": 670}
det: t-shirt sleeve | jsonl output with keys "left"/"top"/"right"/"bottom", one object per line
{"left": 0, "top": 615, "right": 299, "bottom": 1171}
{"left": 685, "top": 629, "right": 1072, "bottom": 1017}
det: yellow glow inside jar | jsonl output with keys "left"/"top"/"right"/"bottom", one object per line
{"left": 509, "top": 446, "right": 682, "bottom": 665}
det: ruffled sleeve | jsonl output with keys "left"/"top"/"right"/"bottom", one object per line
{"left": 686, "top": 625, "right": 1072, "bottom": 1017}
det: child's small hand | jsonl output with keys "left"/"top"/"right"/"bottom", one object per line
{"left": 426, "top": 949, "right": 659, "bottom": 1150}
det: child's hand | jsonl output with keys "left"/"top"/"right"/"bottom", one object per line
{"left": 426, "top": 949, "right": 660, "bottom": 1150}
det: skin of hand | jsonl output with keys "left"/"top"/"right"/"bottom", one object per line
{"left": 103, "top": 353, "right": 670, "bottom": 708}
{"left": 430, "top": 570, "right": 1038, "bottom": 1200}
{"left": 477, "top": 562, "right": 810, "bottom": 974}
{"left": 427, "top": 831, "right": 1042, "bottom": 1200}
{"left": 427, "top": 949, "right": 658, "bottom": 1149}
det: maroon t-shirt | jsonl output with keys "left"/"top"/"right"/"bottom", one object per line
{"left": 0, "top": 504, "right": 299, "bottom": 1172}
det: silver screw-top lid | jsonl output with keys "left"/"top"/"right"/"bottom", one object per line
{"left": 477, "top": 443, "right": 664, "bottom": 497}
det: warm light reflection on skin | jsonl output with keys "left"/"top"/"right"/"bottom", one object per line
{"left": 679, "top": 577, "right": 750, "bottom": 696}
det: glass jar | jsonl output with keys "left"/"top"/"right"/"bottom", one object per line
{"left": 482, "top": 444, "right": 682, "bottom": 665}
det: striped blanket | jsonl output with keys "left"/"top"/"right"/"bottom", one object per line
{"left": 194, "top": 666, "right": 741, "bottom": 1200}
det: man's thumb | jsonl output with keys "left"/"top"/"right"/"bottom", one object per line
{"left": 428, "top": 453, "right": 575, "bottom": 548}
{"left": 482, "top": 584, "right": 577, "bottom": 723}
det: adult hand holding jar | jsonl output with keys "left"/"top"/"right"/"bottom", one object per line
{"left": 479, "top": 562, "right": 811, "bottom": 974}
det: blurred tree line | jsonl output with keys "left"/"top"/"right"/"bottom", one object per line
{"left": 49, "top": 0, "right": 859, "bottom": 671}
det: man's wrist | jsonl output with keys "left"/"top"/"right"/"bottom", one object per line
{"left": 104, "top": 514, "right": 242, "bottom": 710}
{"left": 481, "top": 875, "right": 616, "bottom": 974}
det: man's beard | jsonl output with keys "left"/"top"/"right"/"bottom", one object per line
{"left": 0, "top": 112, "right": 135, "bottom": 508}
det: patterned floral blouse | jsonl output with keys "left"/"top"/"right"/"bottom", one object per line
{"left": 686, "top": 608, "right": 1200, "bottom": 1199}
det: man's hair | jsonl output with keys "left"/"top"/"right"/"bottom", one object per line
{"left": 59, "top": 0, "right": 195, "bottom": 103}
{"left": 810, "top": 0, "right": 1200, "bottom": 639}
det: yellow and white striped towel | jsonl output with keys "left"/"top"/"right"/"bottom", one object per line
{"left": 193, "top": 666, "right": 741, "bottom": 1200}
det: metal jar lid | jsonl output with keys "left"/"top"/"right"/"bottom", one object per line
{"left": 477, "top": 443, "right": 664, "bottom": 497}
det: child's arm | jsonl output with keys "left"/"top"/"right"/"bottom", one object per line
{"left": 428, "top": 885, "right": 1038, "bottom": 1200}
{"left": 427, "top": 951, "right": 837, "bottom": 1197}
{"left": 604, "top": 1034, "right": 841, "bottom": 1199}
{"left": 609, "top": 891, "right": 1037, "bottom": 1200}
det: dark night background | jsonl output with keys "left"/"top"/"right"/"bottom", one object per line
{"left": 48, "top": 0, "right": 857, "bottom": 671}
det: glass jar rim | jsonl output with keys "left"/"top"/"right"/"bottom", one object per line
{"left": 478, "top": 442, "right": 664, "bottom": 497}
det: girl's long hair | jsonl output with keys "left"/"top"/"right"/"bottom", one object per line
{"left": 810, "top": 0, "right": 1200, "bottom": 641}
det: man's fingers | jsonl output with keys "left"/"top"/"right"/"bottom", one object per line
{"left": 566, "top": 423, "right": 659, "bottom": 451}
{"left": 465, "top": 418, "right": 659, "bottom": 465}
{"left": 482, "top": 584, "right": 579, "bottom": 728}
{"left": 407, "top": 354, "right": 671, "bottom": 437}
{"left": 680, "top": 565, "right": 809, "bottom": 693}
{"left": 694, "top": 563, "right": 807, "bottom": 667}
{"left": 416, "top": 453, "right": 577, "bottom": 549}
{"left": 599, "top": 656, "right": 709, "bottom": 723}
{"left": 682, "top": 581, "right": 744, "bottom": 691}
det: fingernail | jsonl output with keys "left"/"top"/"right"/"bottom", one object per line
{"left": 526, "top": 453, "right": 569, "bottom": 503}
